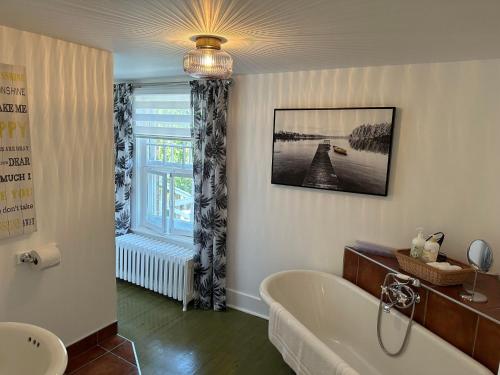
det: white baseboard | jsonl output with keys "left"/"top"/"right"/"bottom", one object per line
{"left": 226, "top": 288, "right": 269, "bottom": 319}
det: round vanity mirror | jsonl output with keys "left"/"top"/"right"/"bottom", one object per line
{"left": 467, "top": 239, "right": 493, "bottom": 272}
{"left": 460, "top": 239, "right": 494, "bottom": 303}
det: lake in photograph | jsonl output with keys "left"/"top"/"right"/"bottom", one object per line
{"left": 272, "top": 137, "right": 390, "bottom": 195}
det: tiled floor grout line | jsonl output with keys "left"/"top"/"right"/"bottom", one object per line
{"left": 69, "top": 348, "right": 139, "bottom": 374}
{"left": 68, "top": 338, "right": 138, "bottom": 374}
{"left": 69, "top": 349, "right": 139, "bottom": 375}
{"left": 101, "top": 341, "right": 138, "bottom": 366}
{"left": 68, "top": 348, "right": 109, "bottom": 374}
{"left": 98, "top": 342, "right": 124, "bottom": 352}
{"left": 108, "top": 350, "right": 140, "bottom": 369}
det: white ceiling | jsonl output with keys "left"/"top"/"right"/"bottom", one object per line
{"left": 1, "top": 0, "right": 500, "bottom": 80}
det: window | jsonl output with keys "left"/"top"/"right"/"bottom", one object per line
{"left": 133, "top": 86, "right": 193, "bottom": 237}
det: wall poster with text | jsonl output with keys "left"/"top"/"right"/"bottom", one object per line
{"left": 0, "top": 63, "right": 36, "bottom": 238}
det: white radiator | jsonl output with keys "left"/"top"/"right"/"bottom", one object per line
{"left": 116, "top": 233, "right": 194, "bottom": 311}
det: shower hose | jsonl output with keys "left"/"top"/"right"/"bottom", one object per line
{"left": 376, "top": 273, "right": 420, "bottom": 356}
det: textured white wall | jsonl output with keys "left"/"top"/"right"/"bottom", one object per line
{"left": 227, "top": 60, "right": 500, "bottom": 316}
{"left": 0, "top": 25, "right": 116, "bottom": 344}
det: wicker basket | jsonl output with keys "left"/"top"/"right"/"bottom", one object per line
{"left": 395, "top": 249, "right": 474, "bottom": 286}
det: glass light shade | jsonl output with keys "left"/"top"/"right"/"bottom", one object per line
{"left": 183, "top": 48, "right": 233, "bottom": 79}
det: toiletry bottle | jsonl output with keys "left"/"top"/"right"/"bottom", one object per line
{"left": 421, "top": 234, "right": 440, "bottom": 263}
{"left": 410, "top": 228, "right": 425, "bottom": 258}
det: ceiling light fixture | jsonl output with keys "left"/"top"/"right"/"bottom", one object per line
{"left": 183, "top": 35, "right": 233, "bottom": 79}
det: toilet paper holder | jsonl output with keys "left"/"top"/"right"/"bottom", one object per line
{"left": 18, "top": 251, "right": 38, "bottom": 265}
{"left": 16, "top": 243, "right": 61, "bottom": 270}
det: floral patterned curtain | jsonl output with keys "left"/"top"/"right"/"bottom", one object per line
{"left": 191, "top": 79, "right": 231, "bottom": 311}
{"left": 113, "top": 83, "right": 134, "bottom": 236}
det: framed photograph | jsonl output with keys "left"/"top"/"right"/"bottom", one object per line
{"left": 271, "top": 107, "right": 395, "bottom": 196}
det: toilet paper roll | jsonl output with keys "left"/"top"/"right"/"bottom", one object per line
{"left": 31, "top": 243, "right": 61, "bottom": 270}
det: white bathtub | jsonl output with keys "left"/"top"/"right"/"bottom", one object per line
{"left": 260, "top": 270, "right": 493, "bottom": 375}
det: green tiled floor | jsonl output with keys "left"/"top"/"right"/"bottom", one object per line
{"left": 117, "top": 280, "right": 291, "bottom": 375}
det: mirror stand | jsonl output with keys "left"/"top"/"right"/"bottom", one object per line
{"left": 460, "top": 239, "right": 493, "bottom": 304}
{"left": 460, "top": 269, "right": 488, "bottom": 303}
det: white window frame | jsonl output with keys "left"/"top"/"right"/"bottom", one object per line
{"left": 131, "top": 84, "right": 193, "bottom": 239}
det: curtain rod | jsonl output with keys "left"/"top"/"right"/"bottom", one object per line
{"left": 131, "top": 81, "right": 190, "bottom": 88}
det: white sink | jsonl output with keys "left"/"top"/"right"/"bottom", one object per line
{"left": 0, "top": 322, "right": 67, "bottom": 375}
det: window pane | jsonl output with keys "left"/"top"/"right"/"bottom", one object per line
{"left": 146, "top": 138, "right": 193, "bottom": 170}
{"left": 173, "top": 176, "right": 194, "bottom": 233}
{"left": 146, "top": 173, "right": 169, "bottom": 230}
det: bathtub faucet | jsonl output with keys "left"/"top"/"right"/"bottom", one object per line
{"left": 380, "top": 272, "right": 421, "bottom": 313}
{"left": 377, "top": 272, "right": 421, "bottom": 356}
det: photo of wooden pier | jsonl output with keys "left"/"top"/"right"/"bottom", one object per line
{"left": 302, "top": 141, "right": 339, "bottom": 189}
{"left": 272, "top": 108, "right": 395, "bottom": 196}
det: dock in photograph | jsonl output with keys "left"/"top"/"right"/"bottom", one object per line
{"left": 302, "top": 141, "right": 339, "bottom": 189}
